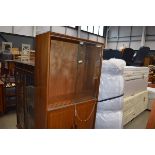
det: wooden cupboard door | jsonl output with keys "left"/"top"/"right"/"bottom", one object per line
{"left": 49, "top": 39, "right": 78, "bottom": 105}
{"left": 47, "top": 105, "right": 75, "bottom": 129}
{"left": 74, "top": 100, "right": 97, "bottom": 129}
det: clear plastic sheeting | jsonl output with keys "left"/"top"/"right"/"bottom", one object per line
{"left": 98, "top": 74, "right": 124, "bottom": 101}
{"left": 97, "top": 96, "right": 123, "bottom": 111}
{"left": 101, "top": 59, "right": 126, "bottom": 75}
{"left": 95, "top": 58, "right": 125, "bottom": 129}
{"left": 95, "top": 111, "right": 123, "bottom": 129}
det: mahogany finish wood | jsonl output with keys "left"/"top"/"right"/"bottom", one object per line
{"left": 74, "top": 100, "right": 96, "bottom": 129}
{"left": 35, "top": 32, "right": 50, "bottom": 128}
{"left": 47, "top": 104, "right": 75, "bottom": 129}
{"left": 34, "top": 32, "right": 103, "bottom": 129}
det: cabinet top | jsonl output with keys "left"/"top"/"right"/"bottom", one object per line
{"left": 37, "top": 32, "right": 104, "bottom": 46}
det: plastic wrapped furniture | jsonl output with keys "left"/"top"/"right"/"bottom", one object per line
{"left": 103, "top": 49, "right": 122, "bottom": 60}
{"left": 95, "top": 59, "right": 126, "bottom": 129}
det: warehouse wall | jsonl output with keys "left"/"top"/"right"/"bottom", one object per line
{"left": 36, "top": 26, "right": 104, "bottom": 43}
{"left": 0, "top": 26, "right": 35, "bottom": 50}
{"left": 0, "top": 26, "right": 34, "bottom": 37}
{"left": 0, "top": 26, "right": 104, "bottom": 50}
{"left": 107, "top": 26, "right": 155, "bottom": 50}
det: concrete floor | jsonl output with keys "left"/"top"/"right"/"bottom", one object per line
{"left": 0, "top": 110, "right": 151, "bottom": 129}
{"left": 124, "top": 110, "right": 150, "bottom": 129}
{"left": 0, "top": 110, "right": 16, "bottom": 129}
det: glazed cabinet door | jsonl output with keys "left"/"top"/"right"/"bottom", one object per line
{"left": 48, "top": 39, "right": 78, "bottom": 106}
{"left": 74, "top": 43, "right": 102, "bottom": 102}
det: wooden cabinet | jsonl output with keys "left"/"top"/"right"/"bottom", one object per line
{"left": 15, "top": 60, "right": 35, "bottom": 128}
{"left": 0, "top": 80, "right": 4, "bottom": 113}
{"left": 35, "top": 32, "right": 103, "bottom": 129}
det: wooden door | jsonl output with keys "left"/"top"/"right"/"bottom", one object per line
{"left": 47, "top": 105, "right": 75, "bottom": 129}
{"left": 74, "top": 100, "right": 97, "bottom": 129}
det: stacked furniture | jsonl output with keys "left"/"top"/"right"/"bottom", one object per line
{"left": 103, "top": 47, "right": 150, "bottom": 67}
{"left": 103, "top": 49, "right": 122, "bottom": 60}
{"left": 122, "top": 48, "right": 135, "bottom": 66}
{"left": 132, "top": 47, "right": 150, "bottom": 66}
{"left": 123, "top": 66, "right": 149, "bottom": 126}
{"left": 15, "top": 32, "right": 103, "bottom": 129}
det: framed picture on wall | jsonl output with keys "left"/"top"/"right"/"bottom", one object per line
{"left": 22, "top": 44, "right": 31, "bottom": 55}
{"left": 2, "top": 42, "right": 12, "bottom": 52}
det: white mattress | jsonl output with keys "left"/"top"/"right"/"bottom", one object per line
{"left": 124, "top": 78, "right": 148, "bottom": 97}
{"left": 123, "top": 91, "right": 148, "bottom": 126}
{"left": 124, "top": 66, "right": 149, "bottom": 97}
{"left": 124, "top": 66, "right": 149, "bottom": 81}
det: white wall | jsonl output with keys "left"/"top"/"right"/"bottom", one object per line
{"left": 107, "top": 26, "right": 155, "bottom": 50}
{"left": 14, "top": 26, "right": 33, "bottom": 36}
{"left": 0, "top": 26, "right": 12, "bottom": 33}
